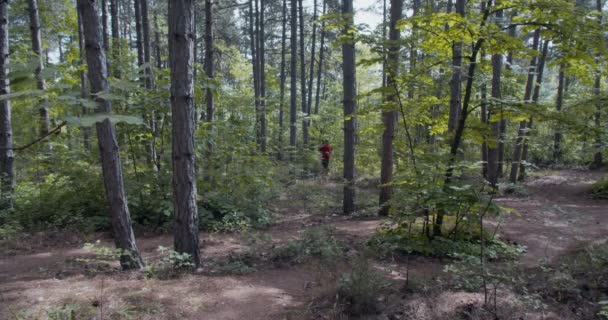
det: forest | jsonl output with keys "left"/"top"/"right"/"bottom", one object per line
{"left": 0, "top": 0, "right": 607, "bottom": 319}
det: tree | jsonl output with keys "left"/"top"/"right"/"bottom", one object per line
{"left": 592, "top": 0, "right": 603, "bottom": 168}
{"left": 299, "top": 0, "right": 308, "bottom": 147}
{"left": 378, "top": 0, "right": 402, "bottom": 216}
{"left": 447, "top": 0, "right": 464, "bottom": 133}
{"left": 278, "top": 0, "right": 287, "bottom": 160}
{"left": 258, "top": 0, "right": 267, "bottom": 152}
{"left": 168, "top": 0, "right": 201, "bottom": 268}
{"left": 289, "top": 0, "right": 297, "bottom": 156}
{"left": 342, "top": 0, "right": 357, "bottom": 215}
{"left": 553, "top": 67, "right": 565, "bottom": 162}
{"left": 205, "top": 0, "right": 214, "bottom": 124}
{"left": 77, "top": 0, "right": 144, "bottom": 270}
{"left": 27, "top": 0, "right": 51, "bottom": 152}
{"left": 314, "top": 0, "right": 326, "bottom": 115}
{"left": 0, "top": 0, "right": 13, "bottom": 210}
{"left": 486, "top": 6, "right": 503, "bottom": 188}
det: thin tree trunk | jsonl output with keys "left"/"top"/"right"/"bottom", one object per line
{"left": 487, "top": 7, "right": 503, "bottom": 188}
{"left": 553, "top": 67, "right": 565, "bottom": 162}
{"left": 447, "top": 0, "right": 464, "bottom": 133}
{"left": 134, "top": 0, "right": 145, "bottom": 76}
{"left": 110, "top": 0, "right": 119, "bottom": 55}
{"left": 154, "top": 13, "right": 162, "bottom": 69}
{"left": 509, "top": 29, "right": 540, "bottom": 185}
{"left": 141, "top": 0, "right": 153, "bottom": 88}
{"left": 101, "top": 0, "right": 110, "bottom": 73}
{"left": 278, "top": 0, "right": 287, "bottom": 160}
{"left": 342, "top": 0, "right": 357, "bottom": 214}
{"left": 592, "top": 0, "right": 603, "bottom": 168}
{"left": 378, "top": 0, "right": 402, "bottom": 217}
{"left": 205, "top": 0, "right": 214, "bottom": 124}
{"left": 499, "top": 10, "right": 517, "bottom": 177}
{"left": 0, "top": 0, "right": 13, "bottom": 210}
{"left": 289, "top": 0, "right": 297, "bottom": 156}
{"left": 27, "top": 0, "right": 51, "bottom": 153}
{"left": 298, "top": 0, "right": 308, "bottom": 147}
{"left": 518, "top": 38, "right": 549, "bottom": 181}
{"left": 77, "top": 7, "right": 90, "bottom": 150}
{"left": 307, "top": 0, "right": 318, "bottom": 117}
{"left": 77, "top": 0, "right": 144, "bottom": 270}
{"left": 314, "top": 0, "right": 326, "bottom": 115}
{"left": 258, "top": 0, "right": 267, "bottom": 152}
{"left": 249, "top": 0, "right": 261, "bottom": 149}
{"left": 168, "top": 0, "right": 201, "bottom": 268}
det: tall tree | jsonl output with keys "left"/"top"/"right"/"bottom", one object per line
{"left": 299, "top": 0, "right": 308, "bottom": 147}
{"left": 592, "top": 0, "right": 603, "bottom": 168}
{"left": 307, "top": 0, "right": 318, "bottom": 116}
{"left": 77, "top": 0, "right": 144, "bottom": 270}
{"left": 27, "top": 0, "right": 51, "bottom": 150}
{"left": 289, "top": 0, "right": 297, "bottom": 156}
{"left": 258, "top": 0, "right": 267, "bottom": 152}
{"left": 486, "top": 6, "right": 503, "bottom": 188}
{"left": 134, "top": 0, "right": 145, "bottom": 74}
{"left": 342, "top": 0, "right": 357, "bottom": 214}
{"left": 378, "top": 0, "right": 402, "bottom": 216}
{"left": 77, "top": 7, "right": 90, "bottom": 150}
{"left": 278, "top": 0, "right": 287, "bottom": 160}
{"left": 314, "top": 0, "right": 326, "bottom": 115}
{"left": 509, "top": 29, "right": 540, "bottom": 184}
{"left": 168, "top": 0, "right": 201, "bottom": 268}
{"left": 205, "top": 0, "right": 214, "bottom": 124}
{"left": 447, "top": 0, "right": 465, "bottom": 132}
{"left": 0, "top": 0, "right": 13, "bottom": 210}
{"left": 553, "top": 67, "right": 565, "bottom": 162}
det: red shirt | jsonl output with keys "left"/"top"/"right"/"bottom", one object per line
{"left": 319, "top": 144, "right": 333, "bottom": 160}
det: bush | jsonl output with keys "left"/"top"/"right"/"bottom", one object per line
{"left": 591, "top": 179, "right": 608, "bottom": 199}
{"left": 272, "top": 226, "right": 343, "bottom": 265}
{"left": 337, "top": 255, "right": 385, "bottom": 316}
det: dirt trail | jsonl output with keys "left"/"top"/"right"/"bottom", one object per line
{"left": 1, "top": 170, "right": 606, "bottom": 319}
{"left": 496, "top": 170, "right": 608, "bottom": 266}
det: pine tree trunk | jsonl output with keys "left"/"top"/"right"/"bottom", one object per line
{"left": 298, "top": 0, "right": 308, "bottom": 147}
{"left": 134, "top": 0, "right": 145, "bottom": 76}
{"left": 205, "top": 0, "right": 214, "bottom": 124}
{"left": 553, "top": 67, "right": 565, "bottom": 162}
{"left": 27, "top": 0, "right": 51, "bottom": 152}
{"left": 168, "top": 0, "right": 201, "bottom": 268}
{"left": 486, "top": 8, "right": 503, "bottom": 188}
{"left": 77, "top": 0, "right": 144, "bottom": 270}
{"left": 289, "top": 0, "right": 298, "bottom": 157}
{"left": 307, "top": 0, "right": 317, "bottom": 116}
{"left": 77, "top": 8, "right": 90, "bottom": 150}
{"left": 519, "top": 39, "right": 549, "bottom": 181}
{"left": 592, "top": 0, "right": 603, "bottom": 168}
{"left": 447, "top": 0, "right": 464, "bottom": 133}
{"left": 509, "top": 29, "right": 539, "bottom": 184}
{"left": 249, "top": 0, "right": 261, "bottom": 150}
{"left": 278, "top": 0, "right": 287, "bottom": 160}
{"left": 342, "top": 0, "right": 357, "bottom": 214}
{"left": 0, "top": 0, "right": 13, "bottom": 210}
{"left": 378, "top": 0, "right": 402, "bottom": 216}
{"left": 258, "top": 0, "right": 267, "bottom": 152}
{"left": 101, "top": 0, "right": 110, "bottom": 73}
{"left": 154, "top": 13, "right": 162, "bottom": 69}
{"left": 314, "top": 0, "right": 326, "bottom": 115}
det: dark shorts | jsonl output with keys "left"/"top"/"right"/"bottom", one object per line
{"left": 322, "top": 158, "right": 329, "bottom": 169}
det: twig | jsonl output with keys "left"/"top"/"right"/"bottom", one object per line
{"left": 0, "top": 121, "right": 67, "bottom": 151}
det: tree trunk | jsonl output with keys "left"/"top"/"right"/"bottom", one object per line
{"left": 0, "top": 0, "right": 13, "bottom": 210}
{"left": 299, "top": 0, "right": 308, "bottom": 147}
{"left": 27, "top": 0, "right": 51, "bottom": 152}
{"left": 553, "top": 67, "right": 565, "bottom": 162}
{"left": 101, "top": 0, "right": 110, "bottom": 73}
{"left": 519, "top": 38, "right": 549, "bottom": 181}
{"left": 168, "top": 0, "right": 201, "bottom": 268}
{"left": 307, "top": 0, "right": 318, "bottom": 117}
{"left": 249, "top": 0, "right": 261, "bottom": 149}
{"left": 141, "top": 0, "right": 153, "bottom": 88}
{"left": 378, "top": 0, "right": 402, "bottom": 217}
{"left": 314, "top": 0, "right": 326, "bottom": 115}
{"left": 154, "top": 13, "right": 162, "bottom": 69}
{"left": 486, "top": 7, "right": 503, "bottom": 188}
{"left": 592, "top": 0, "right": 603, "bottom": 168}
{"left": 134, "top": 0, "right": 145, "bottom": 76}
{"left": 77, "top": 7, "right": 90, "bottom": 150}
{"left": 342, "top": 0, "right": 357, "bottom": 214}
{"left": 509, "top": 29, "right": 539, "bottom": 185}
{"left": 278, "top": 0, "right": 287, "bottom": 160}
{"left": 77, "top": 0, "right": 144, "bottom": 270}
{"left": 447, "top": 0, "right": 464, "bottom": 133}
{"left": 205, "top": 0, "right": 214, "bottom": 124}
{"left": 289, "top": 0, "right": 297, "bottom": 157}
{"left": 258, "top": 0, "right": 267, "bottom": 152}
{"left": 499, "top": 10, "right": 518, "bottom": 177}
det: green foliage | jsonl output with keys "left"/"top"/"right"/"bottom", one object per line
{"left": 337, "top": 255, "right": 385, "bottom": 316}
{"left": 591, "top": 179, "right": 608, "bottom": 199}
{"left": 144, "top": 246, "right": 195, "bottom": 279}
{"left": 272, "top": 226, "right": 343, "bottom": 265}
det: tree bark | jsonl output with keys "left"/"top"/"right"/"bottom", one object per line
{"left": 248, "top": 0, "right": 261, "bottom": 149}
{"left": 342, "top": 0, "right": 357, "bottom": 214}
{"left": 486, "top": 8, "right": 503, "bottom": 188}
{"left": 289, "top": 0, "right": 297, "bottom": 156}
{"left": 498, "top": 10, "right": 518, "bottom": 177}
{"left": 447, "top": 0, "right": 464, "bottom": 133}
{"left": 77, "top": 7, "right": 90, "bottom": 150}
{"left": 205, "top": 0, "right": 214, "bottom": 124}
{"left": 77, "top": 0, "right": 144, "bottom": 270}
{"left": 168, "top": 0, "right": 201, "bottom": 268}
{"left": 592, "top": 0, "right": 603, "bottom": 168}
{"left": 553, "top": 67, "right": 565, "bottom": 162}
{"left": 378, "top": 0, "right": 402, "bottom": 216}
{"left": 299, "top": 0, "right": 309, "bottom": 147}
{"left": 0, "top": 0, "right": 13, "bottom": 210}
{"left": 509, "top": 29, "right": 539, "bottom": 185}
{"left": 307, "top": 0, "right": 318, "bottom": 117}
{"left": 134, "top": 0, "right": 145, "bottom": 76}
{"left": 278, "top": 0, "right": 287, "bottom": 160}
{"left": 314, "top": 0, "right": 326, "bottom": 115}
{"left": 101, "top": 0, "right": 110, "bottom": 73}
{"left": 518, "top": 38, "right": 549, "bottom": 181}
{"left": 27, "top": 0, "right": 51, "bottom": 152}
{"left": 258, "top": 0, "right": 267, "bottom": 152}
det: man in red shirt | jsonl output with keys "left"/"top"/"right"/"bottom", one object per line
{"left": 318, "top": 140, "right": 333, "bottom": 172}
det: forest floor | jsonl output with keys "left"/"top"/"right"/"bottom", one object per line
{"left": 1, "top": 169, "right": 607, "bottom": 320}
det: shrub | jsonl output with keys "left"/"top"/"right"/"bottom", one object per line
{"left": 591, "top": 179, "right": 608, "bottom": 199}
{"left": 272, "top": 226, "right": 343, "bottom": 265}
{"left": 337, "top": 255, "right": 385, "bottom": 316}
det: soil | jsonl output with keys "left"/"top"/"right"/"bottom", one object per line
{"left": 0, "top": 170, "right": 606, "bottom": 319}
